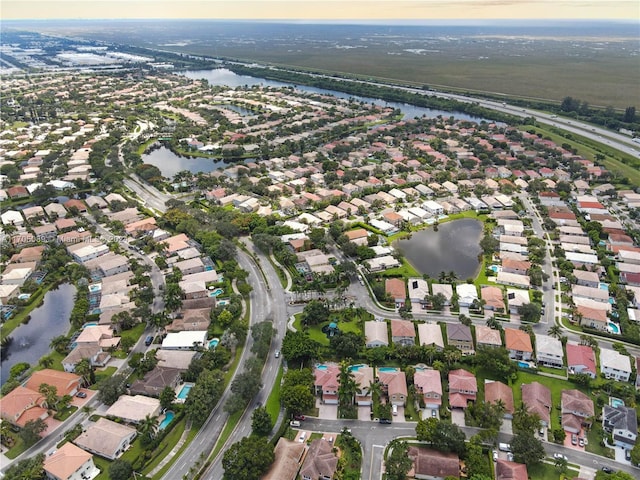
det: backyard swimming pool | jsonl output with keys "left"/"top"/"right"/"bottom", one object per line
{"left": 610, "top": 397, "right": 625, "bottom": 408}
{"left": 489, "top": 265, "right": 502, "bottom": 273}
{"left": 348, "top": 364, "right": 365, "bottom": 372}
{"left": 377, "top": 367, "right": 398, "bottom": 373}
{"left": 316, "top": 364, "right": 328, "bottom": 371}
{"left": 209, "top": 288, "right": 224, "bottom": 297}
{"left": 208, "top": 338, "right": 220, "bottom": 349}
{"left": 176, "top": 383, "right": 193, "bottom": 400}
{"left": 517, "top": 361, "right": 531, "bottom": 369}
{"left": 159, "top": 411, "right": 175, "bottom": 430}
{"left": 607, "top": 322, "right": 620, "bottom": 334}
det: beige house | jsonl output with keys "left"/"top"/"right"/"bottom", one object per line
{"left": 74, "top": 418, "right": 137, "bottom": 460}
{"left": 44, "top": 442, "right": 99, "bottom": 480}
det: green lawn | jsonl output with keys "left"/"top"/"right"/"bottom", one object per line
{"left": 0, "top": 283, "right": 54, "bottom": 341}
{"left": 5, "top": 438, "right": 29, "bottom": 459}
{"left": 379, "top": 256, "right": 420, "bottom": 278}
{"left": 91, "top": 366, "right": 117, "bottom": 389}
{"left": 293, "top": 314, "right": 364, "bottom": 347}
{"left": 528, "top": 462, "right": 579, "bottom": 480}
{"left": 586, "top": 423, "right": 615, "bottom": 459}
{"left": 142, "top": 419, "right": 188, "bottom": 475}
{"left": 119, "top": 323, "right": 146, "bottom": 345}
{"left": 265, "top": 366, "right": 284, "bottom": 423}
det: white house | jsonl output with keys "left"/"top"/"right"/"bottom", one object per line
{"left": 161, "top": 331, "right": 208, "bottom": 350}
{"left": 535, "top": 334, "right": 564, "bottom": 368}
{"left": 456, "top": 284, "right": 478, "bottom": 307}
{"left": 43, "top": 442, "right": 99, "bottom": 480}
{"left": 599, "top": 348, "right": 632, "bottom": 382}
{"left": 364, "top": 321, "right": 389, "bottom": 348}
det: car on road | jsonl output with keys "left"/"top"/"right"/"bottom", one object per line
{"left": 553, "top": 453, "right": 567, "bottom": 461}
{"left": 601, "top": 466, "right": 614, "bottom": 474}
{"left": 274, "top": 350, "right": 280, "bottom": 358}
{"left": 379, "top": 419, "right": 392, "bottom": 424}
{"left": 293, "top": 414, "right": 305, "bottom": 421}
{"left": 492, "top": 450, "right": 498, "bottom": 462}
{"left": 76, "top": 391, "right": 87, "bottom": 398}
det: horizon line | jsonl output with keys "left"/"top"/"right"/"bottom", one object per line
{"left": 4, "top": 18, "right": 639, "bottom": 23}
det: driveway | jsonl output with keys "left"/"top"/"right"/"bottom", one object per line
{"left": 451, "top": 409, "right": 466, "bottom": 427}
{"left": 500, "top": 418, "right": 513, "bottom": 435}
{"left": 358, "top": 406, "right": 372, "bottom": 421}
{"left": 316, "top": 399, "right": 338, "bottom": 420}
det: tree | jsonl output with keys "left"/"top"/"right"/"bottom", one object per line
{"left": 75, "top": 358, "right": 93, "bottom": 387}
{"left": 138, "top": 414, "right": 159, "bottom": 447}
{"left": 109, "top": 459, "right": 133, "bottom": 480}
{"left": 282, "top": 384, "right": 315, "bottom": 415}
{"left": 281, "top": 330, "right": 320, "bottom": 366}
{"left": 554, "top": 455, "right": 568, "bottom": 473}
{"left": 547, "top": 324, "right": 563, "bottom": 339}
{"left": 4, "top": 454, "right": 45, "bottom": 480}
{"left": 301, "top": 300, "right": 329, "bottom": 326}
{"left": 217, "top": 309, "right": 234, "bottom": 329}
{"left": 630, "top": 441, "right": 640, "bottom": 466}
{"left": 518, "top": 302, "right": 541, "bottom": 323}
{"left": 159, "top": 386, "right": 176, "bottom": 410}
{"left": 465, "top": 436, "right": 493, "bottom": 479}
{"left": 222, "top": 436, "right": 275, "bottom": 480}
{"left": 38, "top": 383, "right": 58, "bottom": 409}
{"left": 511, "top": 432, "right": 545, "bottom": 466}
{"left": 98, "top": 373, "right": 127, "bottom": 406}
{"left": 185, "top": 369, "right": 225, "bottom": 427}
{"left": 19, "top": 418, "right": 47, "bottom": 446}
{"left": 49, "top": 335, "right": 70, "bottom": 354}
{"left": 251, "top": 406, "right": 273, "bottom": 436}
{"left": 512, "top": 405, "right": 541, "bottom": 435}
{"left": 479, "top": 233, "right": 499, "bottom": 256}
{"left": 337, "top": 360, "right": 357, "bottom": 418}
{"left": 385, "top": 440, "right": 412, "bottom": 480}
{"left": 330, "top": 332, "right": 364, "bottom": 358}
{"left": 427, "top": 293, "right": 446, "bottom": 311}
{"left": 474, "top": 347, "right": 516, "bottom": 382}
{"left": 416, "top": 418, "right": 466, "bottom": 455}
{"left": 623, "top": 106, "right": 636, "bottom": 123}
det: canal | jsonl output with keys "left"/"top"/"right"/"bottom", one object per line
{"left": 1, "top": 283, "right": 76, "bottom": 384}
{"left": 394, "top": 219, "right": 483, "bottom": 281}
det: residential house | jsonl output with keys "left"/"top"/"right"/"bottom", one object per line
{"left": 43, "top": 442, "right": 99, "bottom": 480}
{"left": 391, "top": 319, "right": 416, "bottom": 347}
{"left": 535, "top": 334, "right": 564, "bottom": 368}
{"left": 129, "top": 367, "right": 182, "bottom": 397}
{"left": 481, "top": 285, "right": 505, "bottom": 312}
{"left": 446, "top": 324, "right": 474, "bottom": 354}
{"left": 577, "top": 305, "right": 609, "bottom": 331}
{"left": 262, "top": 438, "right": 305, "bottom": 480}
{"left": 364, "top": 321, "right": 389, "bottom": 348}
{"left": 561, "top": 389, "right": 594, "bottom": 434}
{"left": 0, "top": 386, "right": 48, "bottom": 428}
{"left": 62, "top": 345, "right": 110, "bottom": 373}
{"left": 299, "top": 439, "right": 338, "bottom": 480}
{"left": 603, "top": 405, "right": 637, "bottom": 449}
{"left": 414, "top": 369, "right": 442, "bottom": 410}
{"left": 430, "top": 284, "right": 453, "bottom": 305}
{"left": 484, "top": 380, "right": 514, "bottom": 418}
{"left": 566, "top": 343, "right": 597, "bottom": 378}
{"left": 25, "top": 369, "right": 81, "bottom": 397}
{"left": 74, "top": 418, "right": 137, "bottom": 460}
{"left": 407, "top": 447, "right": 460, "bottom": 480}
{"left": 408, "top": 277, "right": 430, "bottom": 309}
{"left": 73, "top": 325, "right": 120, "bottom": 350}
{"left": 314, "top": 363, "right": 340, "bottom": 405}
{"left": 385, "top": 278, "right": 406, "bottom": 308}
{"left": 352, "top": 365, "right": 374, "bottom": 406}
{"left": 448, "top": 369, "right": 477, "bottom": 409}
{"left": 474, "top": 325, "right": 502, "bottom": 348}
{"left": 573, "top": 270, "right": 600, "bottom": 288}
{"left": 456, "top": 284, "right": 478, "bottom": 307}
{"left": 504, "top": 328, "right": 533, "bottom": 361}
{"left": 495, "top": 460, "right": 528, "bottom": 480}
{"left": 599, "top": 348, "right": 632, "bottom": 382}
{"left": 104, "top": 395, "right": 161, "bottom": 424}
{"left": 496, "top": 272, "right": 530, "bottom": 289}
{"left": 521, "top": 382, "right": 552, "bottom": 426}
{"left": 161, "top": 331, "right": 207, "bottom": 351}
{"left": 377, "top": 368, "right": 407, "bottom": 406}
{"left": 344, "top": 228, "right": 369, "bottom": 246}
{"left": 417, "top": 323, "right": 445, "bottom": 351}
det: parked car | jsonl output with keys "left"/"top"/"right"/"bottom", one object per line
{"left": 553, "top": 453, "right": 567, "bottom": 461}
{"left": 492, "top": 450, "right": 498, "bottom": 462}
{"left": 289, "top": 421, "right": 301, "bottom": 427}
{"left": 76, "top": 391, "right": 87, "bottom": 398}
{"left": 579, "top": 437, "right": 585, "bottom": 447}
{"left": 431, "top": 409, "right": 437, "bottom": 417}
{"left": 571, "top": 434, "right": 578, "bottom": 445}
{"left": 379, "top": 419, "right": 392, "bottom": 424}
{"left": 293, "top": 414, "right": 305, "bottom": 421}
{"left": 507, "top": 453, "right": 514, "bottom": 462}
{"left": 601, "top": 466, "right": 614, "bottom": 474}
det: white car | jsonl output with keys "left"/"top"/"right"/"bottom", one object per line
{"left": 553, "top": 453, "right": 567, "bottom": 461}
{"left": 492, "top": 450, "right": 498, "bottom": 462}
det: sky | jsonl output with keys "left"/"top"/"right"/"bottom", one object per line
{"left": 3, "top": 0, "right": 639, "bottom": 21}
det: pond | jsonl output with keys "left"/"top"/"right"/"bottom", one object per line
{"left": 181, "top": 68, "right": 490, "bottom": 123}
{"left": 394, "top": 219, "right": 483, "bottom": 280}
{"left": 141, "top": 146, "right": 225, "bottom": 177}
{"left": 1, "top": 283, "right": 76, "bottom": 384}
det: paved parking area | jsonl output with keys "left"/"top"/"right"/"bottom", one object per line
{"left": 500, "top": 418, "right": 513, "bottom": 434}
{"left": 563, "top": 429, "right": 586, "bottom": 451}
{"left": 393, "top": 406, "right": 406, "bottom": 423}
{"left": 358, "top": 406, "right": 372, "bottom": 421}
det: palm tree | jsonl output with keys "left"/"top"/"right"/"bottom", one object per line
{"left": 39, "top": 356, "right": 54, "bottom": 369}
{"left": 448, "top": 271, "right": 458, "bottom": 283}
{"left": 337, "top": 360, "right": 357, "bottom": 416}
{"left": 49, "top": 335, "right": 70, "bottom": 355}
{"left": 547, "top": 324, "right": 563, "bottom": 339}
{"left": 139, "top": 414, "right": 159, "bottom": 443}
{"left": 439, "top": 271, "right": 447, "bottom": 283}
{"left": 75, "top": 359, "right": 93, "bottom": 387}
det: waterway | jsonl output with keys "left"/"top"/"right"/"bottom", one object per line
{"left": 181, "top": 68, "right": 488, "bottom": 123}
{"left": 394, "top": 219, "right": 483, "bottom": 280}
{"left": 1, "top": 283, "right": 76, "bottom": 384}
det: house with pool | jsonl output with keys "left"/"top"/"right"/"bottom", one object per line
{"left": 161, "top": 330, "right": 207, "bottom": 350}
{"left": 504, "top": 328, "right": 533, "bottom": 361}
{"left": 599, "top": 348, "right": 632, "bottom": 382}
{"left": 105, "top": 395, "right": 161, "bottom": 424}
{"left": 129, "top": 367, "right": 182, "bottom": 397}
{"left": 376, "top": 367, "right": 407, "bottom": 406}
{"left": 314, "top": 363, "right": 340, "bottom": 405}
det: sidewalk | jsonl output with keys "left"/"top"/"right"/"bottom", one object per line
{"left": 147, "top": 423, "right": 192, "bottom": 476}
